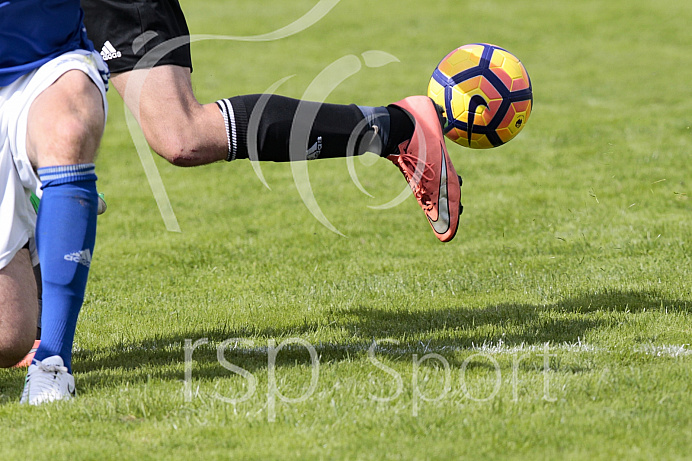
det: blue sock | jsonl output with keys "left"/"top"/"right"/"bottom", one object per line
{"left": 33, "top": 164, "right": 98, "bottom": 372}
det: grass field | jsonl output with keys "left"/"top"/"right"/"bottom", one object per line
{"left": 1, "top": 0, "right": 691, "bottom": 459}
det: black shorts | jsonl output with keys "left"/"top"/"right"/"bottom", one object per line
{"left": 81, "top": 0, "right": 193, "bottom": 74}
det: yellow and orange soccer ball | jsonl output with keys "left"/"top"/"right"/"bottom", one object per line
{"left": 428, "top": 43, "right": 532, "bottom": 149}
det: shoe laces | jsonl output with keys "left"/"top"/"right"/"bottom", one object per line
{"left": 38, "top": 360, "right": 68, "bottom": 374}
{"left": 28, "top": 361, "right": 69, "bottom": 391}
{"left": 395, "top": 152, "right": 436, "bottom": 211}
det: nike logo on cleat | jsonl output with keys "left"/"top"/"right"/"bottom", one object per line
{"left": 427, "top": 145, "right": 451, "bottom": 235}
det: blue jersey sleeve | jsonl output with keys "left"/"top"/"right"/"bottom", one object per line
{"left": 0, "top": 0, "right": 94, "bottom": 86}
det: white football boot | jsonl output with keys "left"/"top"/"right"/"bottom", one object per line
{"left": 20, "top": 355, "right": 75, "bottom": 405}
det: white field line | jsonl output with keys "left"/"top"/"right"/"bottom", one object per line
{"left": 74, "top": 340, "right": 692, "bottom": 358}
{"left": 82, "top": 339, "right": 691, "bottom": 358}
{"left": 634, "top": 344, "right": 691, "bottom": 357}
{"left": 254, "top": 341, "right": 690, "bottom": 358}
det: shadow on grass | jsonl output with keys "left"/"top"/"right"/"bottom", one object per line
{"left": 0, "top": 290, "right": 687, "bottom": 401}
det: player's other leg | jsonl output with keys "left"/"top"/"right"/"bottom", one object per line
{"left": 0, "top": 248, "right": 39, "bottom": 368}
{"left": 114, "top": 69, "right": 462, "bottom": 239}
{"left": 21, "top": 67, "right": 106, "bottom": 405}
{"left": 83, "top": 0, "right": 461, "bottom": 240}
{"left": 10, "top": 255, "right": 42, "bottom": 368}
{"left": 111, "top": 62, "right": 461, "bottom": 239}
{"left": 110, "top": 66, "right": 408, "bottom": 164}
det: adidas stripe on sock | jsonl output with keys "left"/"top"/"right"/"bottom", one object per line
{"left": 216, "top": 98, "right": 238, "bottom": 161}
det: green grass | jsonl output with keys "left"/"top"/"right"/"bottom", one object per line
{"left": 2, "top": 0, "right": 691, "bottom": 459}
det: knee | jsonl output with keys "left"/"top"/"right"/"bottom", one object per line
{"left": 137, "top": 102, "right": 219, "bottom": 167}
{"left": 58, "top": 115, "right": 102, "bottom": 153}
{"left": 0, "top": 334, "right": 34, "bottom": 368}
{"left": 59, "top": 95, "right": 104, "bottom": 158}
{"left": 145, "top": 128, "right": 200, "bottom": 167}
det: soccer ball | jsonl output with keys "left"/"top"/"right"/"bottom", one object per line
{"left": 428, "top": 43, "right": 532, "bottom": 149}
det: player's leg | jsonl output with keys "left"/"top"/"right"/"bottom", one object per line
{"left": 83, "top": 0, "right": 461, "bottom": 239}
{"left": 26, "top": 69, "right": 104, "bottom": 372}
{"left": 111, "top": 70, "right": 460, "bottom": 239}
{"left": 83, "top": 0, "right": 223, "bottom": 166}
{"left": 82, "top": 0, "right": 417, "bottom": 161}
{"left": 10, "top": 252, "right": 42, "bottom": 369}
{"left": 0, "top": 248, "right": 38, "bottom": 368}
{"left": 18, "top": 56, "right": 107, "bottom": 404}
{"left": 0, "top": 99, "right": 41, "bottom": 367}
{"left": 110, "top": 62, "right": 459, "bottom": 238}
{"left": 111, "top": 65, "right": 416, "bottom": 163}
{"left": 83, "top": 0, "right": 414, "bottom": 165}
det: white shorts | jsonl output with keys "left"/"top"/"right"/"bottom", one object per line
{"left": 0, "top": 49, "right": 109, "bottom": 270}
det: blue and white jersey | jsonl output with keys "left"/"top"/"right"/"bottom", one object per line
{"left": 0, "top": 0, "right": 94, "bottom": 86}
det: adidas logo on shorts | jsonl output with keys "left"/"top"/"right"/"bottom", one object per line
{"left": 100, "top": 41, "right": 122, "bottom": 61}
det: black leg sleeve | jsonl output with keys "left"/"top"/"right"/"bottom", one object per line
{"left": 229, "top": 94, "right": 370, "bottom": 162}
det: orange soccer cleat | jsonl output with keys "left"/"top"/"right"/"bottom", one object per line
{"left": 388, "top": 96, "right": 463, "bottom": 242}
